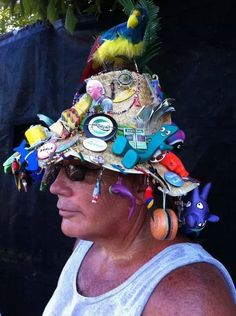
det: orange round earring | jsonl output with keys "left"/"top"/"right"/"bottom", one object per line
{"left": 150, "top": 208, "right": 178, "bottom": 241}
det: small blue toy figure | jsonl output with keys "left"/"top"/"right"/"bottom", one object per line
{"left": 180, "top": 183, "right": 219, "bottom": 235}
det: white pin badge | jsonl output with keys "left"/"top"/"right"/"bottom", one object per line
{"left": 83, "top": 138, "right": 107, "bottom": 152}
{"left": 37, "top": 142, "right": 56, "bottom": 160}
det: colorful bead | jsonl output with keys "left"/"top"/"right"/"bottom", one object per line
{"left": 144, "top": 185, "right": 154, "bottom": 209}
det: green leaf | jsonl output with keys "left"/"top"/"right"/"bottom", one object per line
{"left": 21, "top": 0, "right": 31, "bottom": 15}
{"left": 137, "top": 40, "right": 161, "bottom": 72}
{"left": 73, "top": 2, "right": 81, "bottom": 15}
{"left": 38, "top": 0, "right": 49, "bottom": 20}
{"left": 117, "top": 0, "right": 135, "bottom": 15}
{"left": 0, "top": 0, "right": 12, "bottom": 7}
{"left": 56, "top": 0, "right": 66, "bottom": 16}
{"left": 10, "top": 0, "right": 17, "bottom": 14}
{"left": 0, "top": 5, "right": 40, "bottom": 34}
{"left": 65, "top": 5, "right": 78, "bottom": 34}
{"left": 110, "top": 0, "right": 119, "bottom": 12}
{"left": 83, "top": 4, "right": 98, "bottom": 15}
{"left": 33, "top": 0, "right": 41, "bottom": 12}
{"left": 47, "top": 0, "right": 58, "bottom": 24}
{"left": 95, "top": 0, "right": 101, "bottom": 14}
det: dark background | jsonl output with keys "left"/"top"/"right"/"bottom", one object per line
{"left": 0, "top": 0, "right": 235, "bottom": 315}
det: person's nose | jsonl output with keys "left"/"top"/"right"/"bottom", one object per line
{"left": 50, "top": 168, "right": 73, "bottom": 197}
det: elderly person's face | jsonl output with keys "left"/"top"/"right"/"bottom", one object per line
{"left": 86, "top": 80, "right": 104, "bottom": 100}
{"left": 49, "top": 163, "right": 144, "bottom": 240}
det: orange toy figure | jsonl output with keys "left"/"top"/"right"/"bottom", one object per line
{"left": 160, "top": 151, "right": 189, "bottom": 178}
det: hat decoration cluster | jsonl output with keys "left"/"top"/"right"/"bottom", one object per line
{"left": 3, "top": 0, "right": 219, "bottom": 239}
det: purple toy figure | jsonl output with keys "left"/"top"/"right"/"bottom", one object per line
{"left": 165, "top": 129, "right": 186, "bottom": 152}
{"left": 109, "top": 177, "right": 136, "bottom": 220}
{"left": 180, "top": 183, "right": 219, "bottom": 235}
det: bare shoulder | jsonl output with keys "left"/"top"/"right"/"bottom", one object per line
{"left": 143, "top": 262, "right": 236, "bottom": 316}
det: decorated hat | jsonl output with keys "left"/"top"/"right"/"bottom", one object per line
{"left": 3, "top": 0, "right": 219, "bottom": 239}
{"left": 3, "top": 69, "right": 198, "bottom": 196}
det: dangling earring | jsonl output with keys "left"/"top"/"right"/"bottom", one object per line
{"left": 150, "top": 189, "right": 179, "bottom": 241}
{"left": 91, "top": 169, "right": 103, "bottom": 203}
{"left": 109, "top": 177, "right": 136, "bottom": 219}
{"left": 144, "top": 177, "right": 154, "bottom": 210}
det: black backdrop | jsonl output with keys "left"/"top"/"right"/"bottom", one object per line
{"left": 0, "top": 1, "right": 235, "bottom": 315}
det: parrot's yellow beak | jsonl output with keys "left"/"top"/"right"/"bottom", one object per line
{"left": 127, "top": 10, "right": 141, "bottom": 28}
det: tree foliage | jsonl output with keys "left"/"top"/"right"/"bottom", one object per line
{"left": 0, "top": 0, "right": 118, "bottom": 34}
{"left": 0, "top": 3, "right": 39, "bottom": 34}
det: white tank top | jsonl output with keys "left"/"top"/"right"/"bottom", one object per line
{"left": 43, "top": 240, "right": 236, "bottom": 316}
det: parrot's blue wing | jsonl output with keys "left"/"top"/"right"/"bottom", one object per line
{"left": 100, "top": 22, "right": 127, "bottom": 42}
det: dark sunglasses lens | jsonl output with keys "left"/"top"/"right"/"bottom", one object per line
{"left": 65, "top": 165, "right": 86, "bottom": 181}
{"left": 41, "top": 164, "right": 61, "bottom": 188}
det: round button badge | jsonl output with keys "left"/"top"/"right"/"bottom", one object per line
{"left": 83, "top": 114, "right": 117, "bottom": 141}
{"left": 164, "top": 171, "right": 184, "bottom": 187}
{"left": 83, "top": 138, "right": 107, "bottom": 152}
{"left": 37, "top": 142, "right": 56, "bottom": 160}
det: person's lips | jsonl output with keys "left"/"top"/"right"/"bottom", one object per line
{"left": 57, "top": 203, "right": 81, "bottom": 218}
{"left": 58, "top": 209, "right": 80, "bottom": 218}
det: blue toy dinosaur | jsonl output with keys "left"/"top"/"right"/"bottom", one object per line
{"left": 112, "top": 123, "right": 179, "bottom": 169}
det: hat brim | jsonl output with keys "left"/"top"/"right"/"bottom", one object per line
{"left": 37, "top": 133, "right": 199, "bottom": 197}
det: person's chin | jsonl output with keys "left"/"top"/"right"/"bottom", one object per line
{"left": 60, "top": 219, "right": 98, "bottom": 241}
{"left": 60, "top": 216, "right": 88, "bottom": 238}
{"left": 60, "top": 219, "right": 80, "bottom": 237}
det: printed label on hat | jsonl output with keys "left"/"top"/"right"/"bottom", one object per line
{"left": 83, "top": 138, "right": 107, "bottom": 152}
{"left": 124, "top": 128, "right": 147, "bottom": 149}
{"left": 83, "top": 114, "right": 117, "bottom": 141}
{"left": 37, "top": 142, "right": 56, "bottom": 160}
{"left": 88, "top": 116, "right": 113, "bottom": 137}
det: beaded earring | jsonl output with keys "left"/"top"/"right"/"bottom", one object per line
{"left": 144, "top": 177, "right": 154, "bottom": 210}
{"left": 92, "top": 169, "right": 103, "bottom": 203}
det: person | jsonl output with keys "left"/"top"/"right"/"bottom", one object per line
{"left": 2, "top": 2, "right": 236, "bottom": 315}
{"left": 4, "top": 57, "right": 236, "bottom": 316}
{"left": 40, "top": 161, "right": 236, "bottom": 315}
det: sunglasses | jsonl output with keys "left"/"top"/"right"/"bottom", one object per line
{"left": 41, "top": 162, "right": 101, "bottom": 188}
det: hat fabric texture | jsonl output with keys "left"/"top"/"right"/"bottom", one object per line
{"left": 32, "top": 69, "right": 198, "bottom": 197}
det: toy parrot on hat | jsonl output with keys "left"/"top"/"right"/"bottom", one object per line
{"left": 80, "top": 0, "right": 160, "bottom": 82}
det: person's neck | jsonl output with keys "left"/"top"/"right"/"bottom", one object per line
{"left": 92, "top": 212, "right": 169, "bottom": 261}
